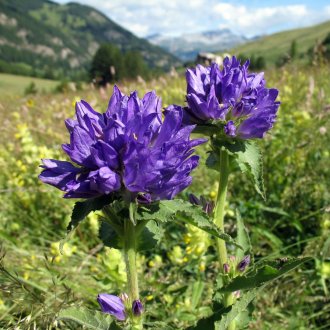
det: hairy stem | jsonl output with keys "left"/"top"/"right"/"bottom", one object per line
{"left": 124, "top": 220, "right": 143, "bottom": 329}
{"left": 214, "top": 149, "right": 229, "bottom": 266}
{"left": 213, "top": 149, "right": 235, "bottom": 330}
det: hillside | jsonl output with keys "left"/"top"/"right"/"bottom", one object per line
{"left": 228, "top": 20, "right": 330, "bottom": 65}
{"left": 0, "top": 0, "right": 180, "bottom": 79}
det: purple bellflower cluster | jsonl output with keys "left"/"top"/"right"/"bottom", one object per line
{"left": 184, "top": 56, "right": 280, "bottom": 139}
{"left": 39, "top": 86, "right": 206, "bottom": 202}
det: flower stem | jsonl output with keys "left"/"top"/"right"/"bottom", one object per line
{"left": 214, "top": 149, "right": 229, "bottom": 266}
{"left": 124, "top": 220, "right": 143, "bottom": 329}
{"left": 213, "top": 149, "right": 235, "bottom": 330}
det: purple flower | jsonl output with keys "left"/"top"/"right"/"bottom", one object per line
{"left": 97, "top": 294, "right": 126, "bottom": 321}
{"left": 132, "top": 299, "right": 144, "bottom": 316}
{"left": 237, "top": 255, "right": 251, "bottom": 272}
{"left": 39, "top": 87, "right": 206, "bottom": 201}
{"left": 183, "top": 57, "right": 280, "bottom": 139}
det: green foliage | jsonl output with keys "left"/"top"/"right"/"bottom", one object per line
{"left": 0, "top": 65, "right": 329, "bottom": 329}
{"left": 235, "top": 141, "right": 265, "bottom": 199}
{"left": 290, "top": 40, "right": 298, "bottom": 59}
{"left": 68, "top": 195, "right": 114, "bottom": 232}
{"left": 137, "top": 200, "right": 241, "bottom": 248}
{"left": 219, "top": 257, "right": 312, "bottom": 292}
{"left": 0, "top": 0, "right": 179, "bottom": 80}
{"left": 57, "top": 307, "right": 113, "bottom": 329}
{"left": 215, "top": 288, "right": 260, "bottom": 330}
{"left": 235, "top": 211, "right": 251, "bottom": 260}
{"left": 90, "top": 44, "right": 149, "bottom": 84}
{"left": 230, "top": 20, "right": 330, "bottom": 66}
{"left": 209, "top": 139, "right": 265, "bottom": 199}
{"left": 24, "top": 81, "right": 38, "bottom": 95}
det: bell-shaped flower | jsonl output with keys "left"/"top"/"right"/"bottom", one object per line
{"left": 97, "top": 293, "right": 126, "bottom": 321}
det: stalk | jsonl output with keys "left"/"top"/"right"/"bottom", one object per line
{"left": 124, "top": 220, "right": 143, "bottom": 330}
{"left": 213, "top": 149, "right": 235, "bottom": 330}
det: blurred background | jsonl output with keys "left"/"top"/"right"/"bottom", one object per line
{"left": 0, "top": 0, "right": 329, "bottom": 329}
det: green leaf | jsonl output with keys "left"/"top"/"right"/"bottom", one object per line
{"left": 187, "top": 301, "right": 226, "bottom": 330}
{"left": 235, "top": 140, "right": 265, "bottom": 199}
{"left": 215, "top": 288, "right": 261, "bottom": 330}
{"left": 137, "top": 221, "right": 160, "bottom": 251}
{"left": 137, "top": 200, "right": 241, "bottom": 248}
{"left": 144, "top": 220, "right": 165, "bottom": 242}
{"left": 220, "top": 257, "right": 312, "bottom": 292}
{"left": 253, "top": 227, "right": 283, "bottom": 250}
{"left": 67, "top": 195, "right": 113, "bottom": 232}
{"left": 235, "top": 210, "right": 251, "bottom": 260}
{"left": 209, "top": 139, "right": 265, "bottom": 198}
{"left": 57, "top": 307, "right": 113, "bottom": 330}
{"left": 99, "top": 221, "right": 122, "bottom": 249}
{"left": 191, "top": 280, "right": 205, "bottom": 309}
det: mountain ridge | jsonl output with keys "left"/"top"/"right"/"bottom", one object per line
{"left": 147, "top": 29, "right": 247, "bottom": 61}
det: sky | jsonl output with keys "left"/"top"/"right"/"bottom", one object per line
{"left": 54, "top": 0, "right": 330, "bottom": 38}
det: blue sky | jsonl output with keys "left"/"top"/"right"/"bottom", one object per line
{"left": 54, "top": 0, "right": 330, "bottom": 37}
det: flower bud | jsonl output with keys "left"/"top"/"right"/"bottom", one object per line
{"left": 233, "top": 290, "right": 241, "bottom": 298}
{"left": 132, "top": 299, "right": 144, "bottom": 316}
{"left": 189, "top": 194, "right": 201, "bottom": 206}
{"left": 223, "top": 263, "right": 230, "bottom": 273}
{"left": 237, "top": 255, "right": 250, "bottom": 272}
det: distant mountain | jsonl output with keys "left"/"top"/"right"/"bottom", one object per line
{"left": 147, "top": 29, "right": 247, "bottom": 61}
{"left": 229, "top": 20, "right": 330, "bottom": 66}
{"left": 0, "top": 0, "right": 180, "bottom": 79}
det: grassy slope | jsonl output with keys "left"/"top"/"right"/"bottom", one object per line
{"left": 229, "top": 20, "right": 330, "bottom": 64}
{"left": 0, "top": 73, "right": 58, "bottom": 98}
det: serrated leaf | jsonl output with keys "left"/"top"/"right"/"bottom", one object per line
{"left": 145, "top": 220, "right": 164, "bottom": 241}
{"left": 57, "top": 307, "right": 113, "bottom": 330}
{"left": 215, "top": 288, "right": 261, "bottom": 330}
{"left": 137, "top": 200, "right": 241, "bottom": 248}
{"left": 220, "top": 257, "right": 312, "bottom": 292}
{"left": 67, "top": 195, "right": 113, "bottom": 232}
{"left": 209, "top": 139, "right": 265, "bottom": 198}
{"left": 236, "top": 210, "right": 251, "bottom": 260}
{"left": 235, "top": 141, "right": 265, "bottom": 199}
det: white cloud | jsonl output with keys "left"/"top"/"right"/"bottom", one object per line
{"left": 213, "top": 3, "right": 310, "bottom": 36}
{"left": 54, "top": 1, "right": 330, "bottom": 38}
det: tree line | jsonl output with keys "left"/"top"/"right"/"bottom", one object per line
{"left": 90, "top": 44, "right": 149, "bottom": 85}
